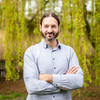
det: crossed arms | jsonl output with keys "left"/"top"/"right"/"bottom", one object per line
{"left": 23, "top": 49, "right": 83, "bottom": 95}
{"left": 39, "top": 66, "right": 78, "bottom": 84}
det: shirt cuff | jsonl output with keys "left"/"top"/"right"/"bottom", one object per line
{"left": 53, "top": 74, "right": 61, "bottom": 87}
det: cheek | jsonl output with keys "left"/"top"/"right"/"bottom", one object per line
{"left": 54, "top": 30, "right": 59, "bottom": 33}
{"left": 41, "top": 30, "right": 47, "bottom": 36}
{"left": 42, "top": 28, "right": 47, "bottom": 33}
{"left": 54, "top": 28, "right": 59, "bottom": 32}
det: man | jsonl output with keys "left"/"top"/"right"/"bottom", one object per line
{"left": 23, "top": 12, "right": 84, "bottom": 100}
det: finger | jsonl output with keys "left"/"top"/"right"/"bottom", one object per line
{"left": 66, "top": 66, "right": 78, "bottom": 74}
{"left": 67, "top": 66, "right": 75, "bottom": 73}
{"left": 67, "top": 66, "right": 76, "bottom": 73}
{"left": 69, "top": 67, "right": 78, "bottom": 73}
{"left": 71, "top": 68, "right": 78, "bottom": 74}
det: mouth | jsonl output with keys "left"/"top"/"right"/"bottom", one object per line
{"left": 41, "top": 31, "right": 58, "bottom": 41}
{"left": 46, "top": 33, "right": 54, "bottom": 38}
{"left": 45, "top": 32, "right": 55, "bottom": 35}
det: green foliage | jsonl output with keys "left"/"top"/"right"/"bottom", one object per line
{"left": 2, "top": 0, "right": 28, "bottom": 81}
{"left": 61, "top": 0, "right": 92, "bottom": 87}
{"left": 0, "top": 92, "right": 26, "bottom": 100}
{"left": 1, "top": 0, "right": 100, "bottom": 87}
{"left": 0, "top": 5, "right": 2, "bottom": 28}
{"left": 93, "top": 0, "right": 100, "bottom": 86}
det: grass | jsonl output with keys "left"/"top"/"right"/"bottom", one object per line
{"left": 72, "top": 88, "right": 100, "bottom": 100}
{"left": 84, "top": 91, "right": 96, "bottom": 97}
{"left": 0, "top": 90, "right": 100, "bottom": 100}
{"left": 0, "top": 92, "right": 26, "bottom": 100}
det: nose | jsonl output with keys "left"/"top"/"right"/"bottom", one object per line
{"left": 48, "top": 27, "right": 53, "bottom": 32}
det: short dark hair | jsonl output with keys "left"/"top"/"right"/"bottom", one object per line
{"left": 40, "top": 12, "right": 60, "bottom": 25}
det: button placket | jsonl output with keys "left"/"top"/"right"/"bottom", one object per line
{"left": 53, "top": 58, "right": 55, "bottom": 60}
{"left": 52, "top": 52, "right": 56, "bottom": 71}
{"left": 52, "top": 94, "right": 56, "bottom": 99}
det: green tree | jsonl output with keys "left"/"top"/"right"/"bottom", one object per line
{"left": 2, "top": 0, "right": 27, "bottom": 81}
{"left": 0, "top": 0, "right": 100, "bottom": 86}
{"left": 94, "top": 0, "right": 100, "bottom": 86}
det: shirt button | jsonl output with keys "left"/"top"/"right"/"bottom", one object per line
{"left": 53, "top": 95, "right": 55, "bottom": 98}
{"left": 54, "top": 67, "right": 56, "bottom": 69}
{"left": 53, "top": 58, "right": 55, "bottom": 60}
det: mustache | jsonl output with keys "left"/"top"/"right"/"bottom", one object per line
{"left": 45, "top": 32, "right": 55, "bottom": 35}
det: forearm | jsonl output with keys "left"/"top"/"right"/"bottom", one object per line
{"left": 39, "top": 74, "right": 83, "bottom": 90}
{"left": 39, "top": 66, "right": 81, "bottom": 90}
{"left": 39, "top": 74, "right": 53, "bottom": 83}
{"left": 24, "top": 76, "right": 60, "bottom": 94}
{"left": 52, "top": 73, "right": 83, "bottom": 90}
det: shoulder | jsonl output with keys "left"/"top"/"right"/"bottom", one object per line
{"left": 61, "top": 43, "right": 74, "bottom": 53}
{"left": 61, "top": 43, "right": 77, "bottom": 59}
{"left": 24, "top": 43, "right": 40, "bottom": 56}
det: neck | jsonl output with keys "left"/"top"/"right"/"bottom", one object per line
{"left": 44, "top": 39, "right": 58, "bottom": 49}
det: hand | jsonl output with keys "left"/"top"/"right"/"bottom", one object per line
{"left": 39, "top": 74, "right": 53, "bottom": 83}
{"left": 66, "top": 66, "right": 78, "bottom": 74}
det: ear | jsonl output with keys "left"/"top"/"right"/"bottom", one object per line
{"left": 58, "top": 25, "right": 60, "bottom": 32}
{"left": 40, "top": 25, "right": 42, "bottom": 31}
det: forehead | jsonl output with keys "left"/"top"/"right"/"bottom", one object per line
{"left": 42, "top": 17, "right": 58, "bottom": 25}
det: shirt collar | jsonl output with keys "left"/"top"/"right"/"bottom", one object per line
{"left": 41, "top": 39, "right": 61, "bottom": 49}
{"left": 57, "top": 39, "right": 61, "bottom": 49}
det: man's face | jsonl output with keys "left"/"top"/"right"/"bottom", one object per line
{"left": 40, "top": 17, "right": 60, "bottom": 41}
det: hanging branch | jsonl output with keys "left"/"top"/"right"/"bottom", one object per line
{"left": 2, "top": 0, "right": 27, "bottom": 81}
{"left": 94, "top": 0, "right": 100, "bottom": 86}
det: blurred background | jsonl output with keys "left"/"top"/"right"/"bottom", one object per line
{"left": 0, "top": 0, "right": 100, "bottom": 100}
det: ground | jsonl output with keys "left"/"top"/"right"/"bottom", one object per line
{"left": 0, "top": 78, "right": 27, "bottom": 95}
{"left": 0, "top": 78, "right": 100, "bottom": 100}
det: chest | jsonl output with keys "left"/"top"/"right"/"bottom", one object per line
{"left": 37, "top": 48, "right": 70, "bottom": 74}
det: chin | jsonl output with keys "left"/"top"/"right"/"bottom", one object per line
{"left": 45, "top": 38, "right": 55, "bottom": 41}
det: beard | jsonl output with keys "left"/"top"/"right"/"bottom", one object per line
{"left": 41, "top": 31, "right": 59, "bottom": 41}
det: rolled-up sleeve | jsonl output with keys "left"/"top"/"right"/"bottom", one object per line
{"left": 52, "top": 48, "right": 84, "bottom": 90}
{"left": 23, "top": 48, "right": 60, "bottom": 95}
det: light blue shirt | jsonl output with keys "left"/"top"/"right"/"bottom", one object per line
{"left": 23, "top": 39, "right": 83, "bottom": 100}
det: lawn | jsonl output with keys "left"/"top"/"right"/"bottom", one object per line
{"left": 0, "top": 78, "right": 100, "bottom": 100}
{"left": 0, "top": 92, "right": 26, "bottom": 100}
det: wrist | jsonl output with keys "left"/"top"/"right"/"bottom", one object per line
{"left": 47, "top": 74, "right": 53, "bottom": 84}
{"left": 39, "top": 74, "right": 53, "bottom": 83}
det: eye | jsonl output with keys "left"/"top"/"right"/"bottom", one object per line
{"left": 52, "top": 25, "right": 56, "bottom": 28}
{"left": 44, "top": 25, "right": 48, "bottom": 28}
